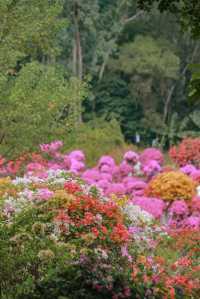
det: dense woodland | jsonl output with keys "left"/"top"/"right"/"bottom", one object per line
{"left": 1, "top": 0, "right": 200, "bottom": 158}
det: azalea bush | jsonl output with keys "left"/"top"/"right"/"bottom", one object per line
{"left": 169, "top": 138, "right": 200, "bottom": 167}
{"left": 146, "top": 171, "right": 196, "bottom": 202}
{"left": 0, "top": 168, "right": 200, "bottom": 299}
{"left": 0, "top": 140, "right": 200, "bottom": 298}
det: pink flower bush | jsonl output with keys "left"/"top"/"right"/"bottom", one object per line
{"left": 106, "top": 183, "right": 126, "bottom": 197}
{"left": 191, "top": 170, "right": 200, "bottom": 183}
{"left": 40, "top": 140, "right": 63, "bottom": 154}
{"left": 123, "top": 151, "right": 139, "bottom": 164}
{"left": 68, "top": 150, "right": 85, "bottom": 162}
{"left": 119, "top": 161, "right": 133, "bottom": 177}
{"left": 35, "top": 188, "right": 54, "bottom": 201}
{"left": 126, "top": 179, "right": 147, "bottom": 195}
{"left": 100, "top": 164, "right": 112, "bottom": 173}
{"left": 142, "top": 160, "right": 161, "bottom": 178}
{"left": 140, "top": 148, "right": 164, "bottom": 165}
{"left": 180, "top": 164, "right": 197, "bottom": 176}
{"left": 183, "top": 216, "right": 200, "bottom": 229}
{"left": 82, "top": 169, "right": 100, "bottom": 184}
{"left": 131, "top": 196, "right": 165, "bottom": 219}
{"left": 169, "top": 200, "right": 189, "bottom": 216}
{"left": 191, "top": 196, "right": 200, "bottom": 215}
{"left": 70, "top": 159, "right": 85, "bottom": 174}
{"left": 98, "top": 155, "right": 115, "bottom": 169}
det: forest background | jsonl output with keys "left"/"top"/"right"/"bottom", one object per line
{"left": 1, "top": 0, "right": 200, "bottom": 163}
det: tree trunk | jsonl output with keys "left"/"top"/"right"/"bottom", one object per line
{"left": 163, "top": 42, "right": 200, "bottom": 124}
{"left": 74, "top": 1, "right": 83, "bottom": 81}
{"left": 72, "top": 1, "right": 83, "bottom": 124}
{"left": 97, "top": 11, "right": 144, "bottom": 83}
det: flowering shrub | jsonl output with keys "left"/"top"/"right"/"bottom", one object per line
{"left": 146, "top": 171, "right": 196, "bottom": 201}
{"left": 0, "top": 140, "right": 200, "bottom": 298}
{"left": 169, "top": 138, "right": 200, "bottom": 167}
{"left": 140, "top": 148, "right": 164, "bottom": 165}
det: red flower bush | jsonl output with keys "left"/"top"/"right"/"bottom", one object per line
{"left": 54, "top": 193, "right": 129, "bottom": 244}
{"left": 169, "top": 138, "right": 200, "bottom": 167}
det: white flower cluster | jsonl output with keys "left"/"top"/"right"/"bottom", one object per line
{"left": 196, "top": 185, "right": 200, "bottom": 196}
{"left": 3, "top": 195, "right": 31, "bottom": 219}
{"left": 124, "top": 204, "right": 154, "bottom": 225}
{"left": 133, "top": 162, "right": 143, "bottom": 176}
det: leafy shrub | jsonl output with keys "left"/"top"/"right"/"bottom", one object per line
{"left": 169, "top": 138, "right": 200, "bottom": 167}
{"left": 64, "top": 119, "right": 125, "bottom": 166}
{"left": 0, "top": 62, "right": 88, "bottom": 158}
{"left": 146, "top": 171, "right": 196, "bottom": 201}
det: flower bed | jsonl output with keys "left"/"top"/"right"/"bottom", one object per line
{"left": 0, "top": 140, "right": 200, "bottom": 298}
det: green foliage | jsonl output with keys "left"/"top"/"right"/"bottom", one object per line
{"left": 189, "top": 64, "right": 200, "bottom": 102}
{"left": 0, "top": 0, "right": 65, "bottom": 72}
{"left": 0, "top": 0, "right": 200, "bottom": 155}
{"left": 0, "top": 62, "right": 88, "bottom": 156}
{"left": 85, "top": 73, "right": 143, "bottom": 140}
{"left": 64, "top": 119, "right": 125, "bottom": 166}
{"left": 117, "top": 35, "right": 180, "bottom": 79}
{"left": 137, "top": 0, "right": 200, "bottom": 37}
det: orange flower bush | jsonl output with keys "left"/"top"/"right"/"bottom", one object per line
{"left": 146, "top": 171, "right": 196, "bottom": 201}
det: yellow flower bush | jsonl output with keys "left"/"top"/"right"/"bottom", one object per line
{"left": 111, "top": 194, "right": 129, "bottom": 207}
{"left": 48, "top": 190, "right": 75, "bottom": 209}
{"left": 0, "top": 177, "right": 14, "bottom": 197}
{"left": 146, "top": 171, "right": 196, "bottom": 201}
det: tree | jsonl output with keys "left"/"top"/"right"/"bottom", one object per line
{"left": 0, "top": 0, "right": 87, "bottom": 156}
{"left": 115, "top": 35, "right": 180, "bottom": 122}
{"left": 137, "top": 0, "right": 200, "bottom": 38}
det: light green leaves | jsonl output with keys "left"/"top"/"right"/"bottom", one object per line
{"left": 118, "top": 35, "right": 180, "bottom": 79}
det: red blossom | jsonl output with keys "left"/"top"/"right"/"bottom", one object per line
{"left": 64, "top": 182, "right": 82, "bottom": 194}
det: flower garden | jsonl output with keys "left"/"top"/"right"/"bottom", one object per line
{"left": 0, "top": 138, "right": 200, "bottom": 299}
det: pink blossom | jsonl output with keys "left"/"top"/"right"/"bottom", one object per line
{"left": 126, "top": 180, "right": 147, "bottom": 195}
{"left": 49, "top": 140, "right": 63, "bottom": 152}
{"left": 36, "top": 188, "right": 54, "bottom": 201}
{"left": 123, "top": 151, "right": 139, "bottom": 164}
{"left": 40, "top": 143, "right": 50, "bottom": 153}
{"left": 82, "top": 169, "right": 100, "bottom": 183}
{"left": 191, "top": 170, "right": 200, "bottom": 182}
{"left": 180, "top": 164, "right": 197, "bottom": 176}
{"left": 70, "top": 159, "right": 85, "bottom": 174}
{"left": 63, "top": 155, "right": 71, "bottom": 169}
{"left": 69, "top": 150, "right": 85, "bottom": 162}
{"left": 121, "top": 245, "right": 132, "bottom": 262}
{"left": 100, "top": 173, "right": 112, "bottom": 182}
{"left": 131, "top": 196, "right": 165, "bottom": 219}
{"left": 100, "top": 164, "right": 112, "bottom": 173}
{"left": 119, "top": 161, "right": 133, "bottom": 177}
{"left": 98, "top": 155, "right": 115, "bottom": 168}
{"left": 140, "top": 148, "right": 164, "bottom": 165}
{"left": 96, "top": 180, "right": 111, "bottom": 192}
{"left": 48, "top": 162, "right": 62, "bottom": 170}
{"left": 106, "top": 183, "right": 125, "bottom": 197}
{"left": 112, "top": 166, "right": 121, "bottom": 182}
{"left": 191, "top": 196, "right": 200, "bottom": 214}
{"left": 183, "top": 216, "right": 200, "bottom": 229}
{"left": 142, "top": 160, "right": 161, "bottom": 178}
{"left": 123, "top": 176, "right": 140, "bottom": 186}
{"left": 40, "top": 140, "right": 63, "bottom": 154}
{"left": 26, "top": 162, "right": 45, "bottom": 173}
{"left": 169, "top": 200, "right": 189, "bottom": 216}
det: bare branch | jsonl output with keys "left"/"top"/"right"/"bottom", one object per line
{"left": 123, "top": 11, "right": 144, "bottom": 24}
